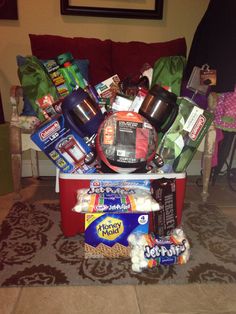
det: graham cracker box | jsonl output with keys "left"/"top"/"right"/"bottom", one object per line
{"left": 84, "top": 212, "right": 149, "bottom": 258}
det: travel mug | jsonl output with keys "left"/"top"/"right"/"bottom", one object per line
{"left": 139, "top": 84, "right": 179, "bottom": 133}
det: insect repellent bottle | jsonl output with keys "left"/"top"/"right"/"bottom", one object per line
{"left": 42, "top": 59, "right": 70, "bottom": 97}
{"left": 57, "top": 53, "right": 87, "bottom": 91}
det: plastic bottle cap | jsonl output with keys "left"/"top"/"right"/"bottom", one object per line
{"left": 57, "top": 52, "right": 73, "bottom": 66}
{"left": 64, "top": 62, "right": 71, "bottom": 67}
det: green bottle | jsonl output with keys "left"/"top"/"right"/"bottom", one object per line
{"left": 57, "top": 53, "right": 87, "bottom": 90}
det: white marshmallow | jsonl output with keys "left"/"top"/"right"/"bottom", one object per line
{"left": 131, "top": 256, "right": 140, "bottom": 264}
{"left": 132, "top": 263, "right": 142, "bottom": 273}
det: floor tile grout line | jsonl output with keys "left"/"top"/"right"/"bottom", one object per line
{"left": 11, "top": 287, "right": 23, "bottom": 314}
{"left": 134, "top": 286, "right": 142, "bottom": 314}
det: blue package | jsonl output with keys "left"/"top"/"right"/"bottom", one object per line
{"left": 90, "top": 179, "right": 151, "bottom": 191}
{"left": 143, "top": 236, "right": 188, "bottom": 265}
{"left": 31, "top": 114, "right": 96, "bottom": 174}
{"left": 85, "top": 212, "right": 149, "bottom": 258}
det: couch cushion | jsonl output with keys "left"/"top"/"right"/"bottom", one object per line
{"left": 73, "top": 59, "right": 90, "bottom": 82}
{"left": 29, "top": 34, "right": 76, "bottom": 59}
{"left": 72, "top": 37, "right": 113, "bottom": 85}
{"left": 111, "top": 38, "right": 187, "bottom": 82}
{"left": 29, "top": 34, "right": 113, "bottom": 86}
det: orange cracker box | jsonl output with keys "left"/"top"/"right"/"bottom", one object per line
{"left": 95, "top": 74, "right": 120, "bottom": 103}
{"left": 84, "top": 212, "right": 149, "bottom": 258}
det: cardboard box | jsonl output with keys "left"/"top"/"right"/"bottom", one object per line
{"left": 151, "top": 178, "right": 177, "bottom": 236}
{"left": 31, "top": 114, "right": 96, "bottom": 174}
{"left": 95, "top": 74, "right": 120, "bottom": 100}
{"left": 84, "top": 212, "right": 149, "bottom": 258}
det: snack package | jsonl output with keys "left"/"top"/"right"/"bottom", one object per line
{"left": 151, "top": 178, "right": 177, "bottom": 236}
{"left": 82, "top": 178, "right": 156, "bottom": 258}
{"left": 128, "top": 228, "right": 190, "bottom": 272}
{"left": 84, "top": 212, "right": 149, "bottom": 258}
{"left": 90, "top": 179, "right": 151, "bottom": 191}
{"left": 95, "top": 74, "right": 121, "bottom": 104}
{"left": 72, "top": 186, "right": 160, "bottom": 213}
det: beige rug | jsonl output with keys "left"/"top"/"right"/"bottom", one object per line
{"left": 0, "top": 201, "right": 236, "bottom": 286}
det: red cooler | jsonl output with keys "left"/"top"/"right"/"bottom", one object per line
{"left": 58, "top": 172, "right": 186, "bottom": 237}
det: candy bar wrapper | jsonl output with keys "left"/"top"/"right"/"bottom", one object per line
{"left": 128, "top": 228, "right": 190, "bottom": 273}
{"left": 151, "top": 178, "right": 177, "bottom": 236}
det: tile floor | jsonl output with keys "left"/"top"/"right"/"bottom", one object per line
{"left": 1, "top": 175, "right": 236, "bottom": 314}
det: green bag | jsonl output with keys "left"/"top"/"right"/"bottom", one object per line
{"left": 17, "top": 55, "right": 59, "bottom": 122}
{"left": 156, "top": 97, "right": 214, "bottom": 173}
{"left": 151, "top": 56, "right": 186, "bottom": 96}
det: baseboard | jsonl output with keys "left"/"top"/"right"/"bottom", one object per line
{"left": 22, "top": 160, "right": 57, "bottom": 177}
{"left": 22, "top": 159, "right": 203, "bottom": 177}
{"left": 184, "top": 159, "right": 202, "bottom": 176}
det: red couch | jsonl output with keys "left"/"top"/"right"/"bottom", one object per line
{"left": 29, "top": 34, "right": 187, "bottom": 86}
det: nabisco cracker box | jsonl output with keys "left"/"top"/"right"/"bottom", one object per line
{"left": 157, "top": 97, "right": 214, "bottom": 173}
{"left": 84, "top": 212, "right": 149, "bottom": 258}
{"left": 31, "top": 114, "right": 96, "bottom": 174}
{"left": 95, "top": 74, "right": 120, "bottom": 102}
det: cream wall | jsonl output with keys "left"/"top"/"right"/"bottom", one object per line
{"left": 0, "top": 0, "right": 210, "bottom": 121}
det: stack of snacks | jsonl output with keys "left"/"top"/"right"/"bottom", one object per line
{"left": 72, "top": 179, "right": 160, "bottom": 258}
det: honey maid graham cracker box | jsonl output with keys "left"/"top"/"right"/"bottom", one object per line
{"left": 84, "top": 212, "right": 149, "bottom": 258}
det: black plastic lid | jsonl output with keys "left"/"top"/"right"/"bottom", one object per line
{"left": 150, "top": 84, "right": 177, "bottom": 104}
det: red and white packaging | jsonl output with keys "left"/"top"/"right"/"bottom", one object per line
{"left": 58, "top": 172, "right": 186, "bottom": 237}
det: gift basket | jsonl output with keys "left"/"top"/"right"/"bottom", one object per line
{"left": 17, "top": 52, "right": 214, "bottom": 271}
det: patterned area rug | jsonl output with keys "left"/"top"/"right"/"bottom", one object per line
{"left": 0, "top": 201, "right": 236, "bottom": 287}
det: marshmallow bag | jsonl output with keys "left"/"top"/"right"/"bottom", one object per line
{"left": 128, "top": 228, "right": 190, "bottom": 272}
